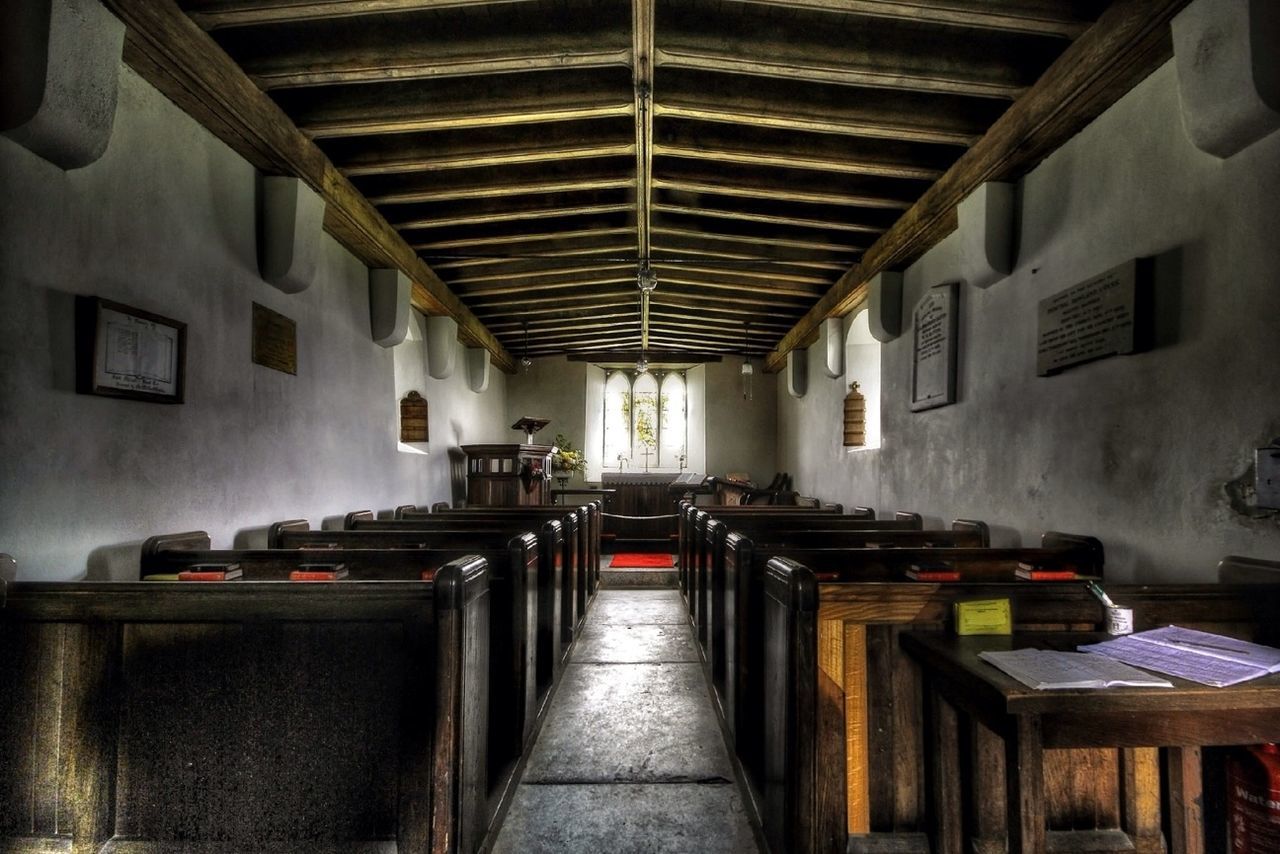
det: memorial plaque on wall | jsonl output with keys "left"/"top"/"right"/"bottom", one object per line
{"left": 252, "top": 302, "right": 297, "bottom": 375}
{"left": 1036, "top": 258, "right": 1152, "bottom": 376}
{"left": 911, "top": 282, "right": 958, "bottom": 412}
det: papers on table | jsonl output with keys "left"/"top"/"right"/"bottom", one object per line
{"left": 978, "top": 648, "right": 1173, "bottom": 690}
{"left": 1079, "top": 626, "right": 1280, "bottom": 688}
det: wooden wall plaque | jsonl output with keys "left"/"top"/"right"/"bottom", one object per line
{"left": 910, "top": 282, "right": 958, "bottom": 412}
{"left": 400, "top": 391, "right": 428, "bottom": 443}
{"left": 1037, "top": 258, "right": 1152, "bottom": 376}
{"left": 252, "top": 302, "right": 297, "bottom": 375}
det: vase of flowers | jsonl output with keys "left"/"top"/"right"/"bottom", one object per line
{"left": 551, "top": 433, "right": 587, "bottom": 483}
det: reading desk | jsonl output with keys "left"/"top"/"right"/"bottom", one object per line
{"left": 900, "top": 631, "right": 1280, "bottom": 854}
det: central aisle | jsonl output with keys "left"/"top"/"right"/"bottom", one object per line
{"left": 490, "top": 587, "right": 762, "bottom": 853}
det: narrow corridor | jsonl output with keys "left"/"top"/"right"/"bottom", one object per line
{"left": 490, "top": 583, "right": 762, "bottom": 853}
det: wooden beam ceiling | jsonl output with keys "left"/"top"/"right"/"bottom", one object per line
{"left": 120, "top": 0, "right": 1178, "bottom": 366}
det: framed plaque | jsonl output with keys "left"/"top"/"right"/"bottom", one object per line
{"left": 910, "top": 282, "right": 958, "bottom": 412}
{"left": 75, "top": 296, "right": 186, "bottom": 404}
{"left": 252, "top": 302, "right": 298, "bottom": 375}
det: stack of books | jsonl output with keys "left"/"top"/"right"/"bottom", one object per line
{"left": 905, "top": 561, "right": 961, "bottom": 582}
{"left": 144, "top": 563, "right": 242, "bottom": 582}
{"left": 1015, "top": 562, "right": 1079, "bottom": 581}
{"left": 289, "top": 563, "right": 349, "bottom": 581}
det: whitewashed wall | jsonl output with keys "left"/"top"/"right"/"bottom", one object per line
{"left": 0, "top": 66, "right": 507, "bottom": 579}
{"left": 778, "top": 61, "right": 1280, "bottom": 581}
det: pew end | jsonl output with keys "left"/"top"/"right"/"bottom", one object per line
{"left": 1217, "top": 554, "right": 1280, "bottom": 583}
{"left": 267, "top": 518, "right": 310, "bottom": 548}
{"left": 141, "top": 530, "right": 212, "bottom": 557}
{"left": 951, "top": 518, "right": 991, "bottom": 547}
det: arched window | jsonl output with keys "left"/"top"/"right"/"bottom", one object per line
{"left": 659, "top": 372, "right": 687, "bottom": 469}
{"left": 601, "top": 370, "right": 689, "bottom": 472}
{"left": 602, "top": 371, "right": 631, "bottom": 469}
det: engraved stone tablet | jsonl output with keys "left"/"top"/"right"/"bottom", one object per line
{"left": 911, "top": 282, "right": 958, "bottom": 412}
{"left": 1037, "top": 259, "right": 1151, "bottom": 376}
{"left": 252, "top": 302, "right": 297, "bottom": 375}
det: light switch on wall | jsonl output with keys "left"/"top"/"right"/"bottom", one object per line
{"left": 1257, "top": 442, "right": 1280, "bottom": 510}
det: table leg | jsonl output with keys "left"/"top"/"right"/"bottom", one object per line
{"left": 930, "top": 688, "right": 963, "bottom": 854}
{"left": 1167, "top": 746, "right": 1205, "bottom": 854}
{"left": 1005, "top": 715, "right": 1046, "bottom": 854}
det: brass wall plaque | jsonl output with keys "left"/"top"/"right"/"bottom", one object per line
{"left": 252, "top": 302, "right": 297, "bottom": 375}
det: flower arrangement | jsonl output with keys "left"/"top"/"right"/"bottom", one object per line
{"left": 551, "top": 433, "right": 587, "bottom": 476}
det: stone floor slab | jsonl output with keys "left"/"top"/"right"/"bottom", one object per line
{"left": 587, "top": 589, "right": 687, "bottom": 625}
{"left": 573, "top": 623, "right": 699, "bottom": 664}
{"left": 521, "top": 662, "right": 732, "bottom": 783}
{"left": 491, "top": 782, "right": 759, "bottom": 854}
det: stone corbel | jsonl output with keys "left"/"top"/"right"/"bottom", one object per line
{"left": 259, "top": 176, "right": 325, "bottom": 294}
{"left": 1, "top": 0, "right": 125, "bottom": 170}
{"left": 426, "top": 315, "right": 459, "bottom": 379}
{"left": 369, "top": 268, "right": 410, "bottom": 348}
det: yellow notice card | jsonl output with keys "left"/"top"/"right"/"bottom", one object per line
{"left": 954, "top": 598, "right": 1012, "bottom": 635}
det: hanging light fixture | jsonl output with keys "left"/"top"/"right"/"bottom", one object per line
{"left": 741, "top": 321, "right": 754, "bottom": 401}
{"left": 635, "top": 351, "right": 649, "bottom": 373}
{"left": 520, "top": 321, "right": 532, "bottom": 372}
{"left": 637, "top": 261, "right": 658, "bottom": 294}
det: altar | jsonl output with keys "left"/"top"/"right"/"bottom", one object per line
{"left": 600, "top": 472, "right": 702, "bottom": 551}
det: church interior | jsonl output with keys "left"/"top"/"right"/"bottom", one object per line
{"left": 2, "top": 0, "right": 1279, "bottom": 852}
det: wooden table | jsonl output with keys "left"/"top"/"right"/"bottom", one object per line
{"left": 899, "top": 631, "right": 1280, "bottom": 854}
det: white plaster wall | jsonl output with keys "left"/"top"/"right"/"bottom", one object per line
{"left": 505, "top": 356, "right": 590, "bottom": 483}
{"left": 704, "top": 357, "right": 777, "bottom": 483}
{"left": 0, "top": 65, "right": 507, "bottom": 580}
{"left": 778, "top": 61, "right": 1280, "bottom": 581}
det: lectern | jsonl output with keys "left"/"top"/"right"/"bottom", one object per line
{"left": 461, "top": 417, "right": 555, "bottom": 506}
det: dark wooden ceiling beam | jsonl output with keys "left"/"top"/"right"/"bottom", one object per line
{"left": 431, "top": 245, "right": 637, "bottom": 270}
{"left": 565, "top": 351, "right": 724, "bottom": 363}
{"left": 651, "top": 224, "right": 862, "bottom": 254}
{"left": 394, "top": 198, "right": 634, "bottom": 230}
{"left": 724, "top": 0, "right": 1097, "bottom": 38}
{"left": 651, "top": 264, "right": 830, "bottom": 289}
{"left": 652, "top": 176, "right": 914, "bottom": 211}
{"left": 654, "top": 4, "right": 1051, "bottom": 101}
{"left": 186, "top": 0, "right": 537, "bottom": 30}
{"left": 368, "top": 174, "right": 634, "bottom": 206}
{"left": 655, "top": 70, "right": 1002, "bottom": 146}
{"left": 415, "top": 225, "right": 634, "bottom": 251}
{"left": 653, "top": 141, "right": 946, "bottom": 182}
{"left": 765, "top": 0, "right": 1192, "bottom": 372}
{"left": 103, "top": 0, "right": 516, "bottom": 371}
{"left": 650, "top": 244, "right": 847, "bottom": 273}
{"left": 327, "top": 121, "right": 636, "bottom": 176}
{"left": 280, "top": 71, "right": 635, "bottom": 138}
{"left": 452, "top": 264, "right": 636, "bottom": 290}
{"left": 653, "top": 203, "right": 885, "bottom": 235}
{"left": 473, "top": 297, "right": 638, "bottom": 319}
{"left": 233, "top": 38, "right": 630, "bottom": 91}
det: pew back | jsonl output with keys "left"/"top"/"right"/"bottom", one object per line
{"left": 1, "top": 564, "right": 490, "bottom": 854}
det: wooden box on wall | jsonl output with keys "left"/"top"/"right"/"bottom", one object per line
{"left": 461, "top": 444, "right": 554, "bottom": 506}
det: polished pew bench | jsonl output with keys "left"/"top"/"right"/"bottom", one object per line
{"left": 142, "top": 531, "right": 536, "bottom": 823}
{"left": 0, "top": 562, "right": 489, "bottom": 854}
{"left": 761, "top": 559, "right": 1280, "bottom": 854}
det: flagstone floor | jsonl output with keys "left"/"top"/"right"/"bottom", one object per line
{"left": 489, "top": 587, "right": 762, "bottom": 853}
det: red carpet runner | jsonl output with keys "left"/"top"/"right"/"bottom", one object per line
{"left": 609, "top": 553, "right": 675, "bottom": 568}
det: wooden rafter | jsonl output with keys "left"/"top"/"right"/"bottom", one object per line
{"left": 633, "top": 0, "right": 655, "bottom": 350}
{"left": 187, "top": 0, "right": 538, "bottom": 30}
{"left": 725, "top": 0, "right": 1097, "bottom": 39}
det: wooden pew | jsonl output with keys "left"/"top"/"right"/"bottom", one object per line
{"left": 142, "top": 531, "right": 537, "bottom": 819}
{"left": 341, "top": 510, "right": 583, "bottom": 662}
{"left": 760, "top": 559, "right": 1280, "bottom": 854}
{"left": 726, "top": 533, "right": 1103, "bottom": 832}
{"left": 685, "top": 507, "right": 928, "bottom": 666}
{"left": 430, "top": 503, "right": 602, "bottom": 618}
{"left": 703, "top": 521, "right": 991, "bottom": 737}
{"left": 678, "top": 504, "right": 860, "bottom": 631}
{"left": 1, "top": 561, "right": 490, "bottom": 854}
{"left": 276, "top": 517, "right": 571, "bottom": 685}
